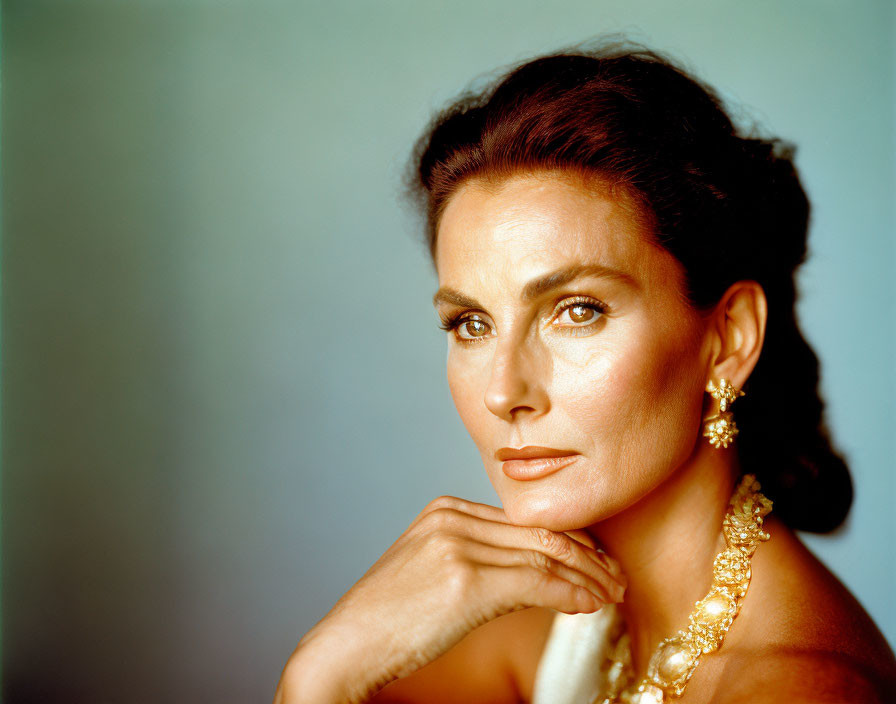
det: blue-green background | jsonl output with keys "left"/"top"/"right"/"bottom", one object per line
{"left": 2, "top": 1, "right": 894, "bottom": 701}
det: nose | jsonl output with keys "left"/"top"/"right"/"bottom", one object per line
{"left": 483, "top": 337, "right": 550, "bottom": 422}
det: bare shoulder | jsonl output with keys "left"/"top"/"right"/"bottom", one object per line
{"left": 714, "top": 647, "right": 896, "bottom": 703}
{"left": 711, "top": 517, "right": 896, "bottom": 703}
{"left": 370, "top": 606, "right": 557, "bottom": 703}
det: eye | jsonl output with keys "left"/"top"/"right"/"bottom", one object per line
{"left": 552, "top": 296, "right": 608, "bottom": 329}
{"left": 437, "top": 296, "right": 608, "bottom": 344}
{"left": 438, "top": 313, "right": 494, "bottom": 343}
{"left": 456, "top": 315, "right": 492, "bottom": 340}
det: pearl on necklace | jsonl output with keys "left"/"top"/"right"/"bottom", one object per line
{"left": 594, "top": 474, "right": 773, "bottom": 703}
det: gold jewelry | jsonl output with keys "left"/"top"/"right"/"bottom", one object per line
{"left": 705, "top": 379, "right": 744, "bottom": 412}
{"left": 702, "top": 378, "right": 744, "bottom": 449}
{"left": 594, "top": 473, "right": 773, "bottom": 703}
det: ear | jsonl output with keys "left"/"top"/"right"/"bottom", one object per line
{"left": 706, "top": 280, "right": 768, "bottom": 389}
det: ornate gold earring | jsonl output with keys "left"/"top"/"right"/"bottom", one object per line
{"left": 702, "top": 378, "right": 745, "bottom": 449}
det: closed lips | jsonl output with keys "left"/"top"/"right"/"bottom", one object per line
{"left": 498, "top": 447, "right": 580, "bottom": 481}
{"left": 495, "top": 446, "right": 578, "bottom": 461}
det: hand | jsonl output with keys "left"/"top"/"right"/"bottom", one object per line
{"left": 276, "top": 495, "right": 626, "bottom": 704}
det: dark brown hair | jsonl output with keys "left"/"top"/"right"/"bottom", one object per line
{"left": 403, "top": 39, "right": 852, "bottom": 533}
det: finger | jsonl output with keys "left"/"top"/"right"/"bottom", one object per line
{"left": 562, "top": 530, "right": 625, "bottom": 585}
{"left": 408, "top": 495, "right": 512, "bottom": 532}
{"left": 563, "top": 528, "right": 599, "bottom": 549}
{"left": 427, "top": 510, "right": 626, "bottom": 590}
{"left": 407, "top": 500, "right": 627, "bottom": 597}
{"left": 474, "top": 563, "right": 608, "bottom": 616}
{"left": 563, "top": 529, "right": 625, "bottom": 582}
{"left": 411, "top": 499, "right": 617, "bottom": 575}
{"left": 459, "top": 539, "right": 621, "bottom": 604}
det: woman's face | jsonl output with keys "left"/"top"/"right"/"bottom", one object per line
{"left": 433, "top": 171, "right": 712, "bottom": 531}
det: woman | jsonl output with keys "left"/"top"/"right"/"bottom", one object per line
{"left": 274, "top": 41, "right": 896, "bottom": 703}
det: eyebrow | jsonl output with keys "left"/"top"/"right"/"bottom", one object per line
{"left": 432, "top": 263, "right": 639, "bottom": 308}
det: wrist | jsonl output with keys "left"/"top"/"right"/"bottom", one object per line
{"left": 275, "top": 651, "right": 348, "bottom": 704}
{"left": 276, "top": 621, "right": 386, "bottom": 704}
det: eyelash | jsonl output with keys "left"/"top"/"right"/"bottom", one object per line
{"left": 437, "top": 295, "right": 609, "bottom": 344}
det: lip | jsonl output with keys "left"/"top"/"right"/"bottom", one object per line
{"left": 496, "top": 446, "right": 580, "bottom": 481}
{"left": 496, "top": 445, "right": 578, "bottom": 461}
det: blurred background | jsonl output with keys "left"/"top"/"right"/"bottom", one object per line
{"left": 2, "top": 1, "right": 893, "bottom": 702}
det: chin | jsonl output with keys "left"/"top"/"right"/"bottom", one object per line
{"left": 499, "top": 486, "right": 600, "bottom": 532}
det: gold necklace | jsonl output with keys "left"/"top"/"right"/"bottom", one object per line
{"left": 594, "top": 473, "right": 773, "bottom": 704}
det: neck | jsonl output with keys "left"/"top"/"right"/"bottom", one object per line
{"left": 585, "top": 442, "right": 739, "bottom": 676}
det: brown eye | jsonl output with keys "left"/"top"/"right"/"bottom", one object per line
{"left": 552, "top": 297, "right": 608, "bottom": 330}
{"left": 558, "top": 303, "right": 601, "bottom": 325}
{"left": 457, "top": 316, "right": 491, "bottom": 340}
{"left": 568, "top": 304, "right": 594, "bottom": 323}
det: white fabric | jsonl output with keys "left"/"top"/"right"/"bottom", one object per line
{"left": 531, "top": 604, "right": 621, "bottom": 704}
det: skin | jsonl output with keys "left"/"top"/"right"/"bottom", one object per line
{"left": 275, "top": 170, "right": 896, "bottom": 703}
{"left": 432, "top": 169, "right": 740, "bottom": 676}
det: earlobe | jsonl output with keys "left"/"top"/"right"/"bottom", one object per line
{"left": 707, "top": 281, "right": 768, "bottom": 389}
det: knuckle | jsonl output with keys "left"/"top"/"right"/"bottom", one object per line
{"left": 529, "top": 526, "right": 572, "bottom": 561}
{"left": 420, "top": 506, "right": 460, "bottom": 532}
{"left": 430, "top": 533, "right": 465, "bottom": 561}
{"left": 420, "top": 528, "right": 469, "bottom": 563}
{"left": 443, "top": 560, "right": 477, "bottom": 599}
{"left": 527, "top": 549, "right": 554, "bottom": 572}
{"left": 424, "top": 495, "right": 461, "bottom": 513}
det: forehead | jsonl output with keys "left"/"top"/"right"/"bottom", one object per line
{"left": 434, "top": 171, "right": 667, "bottom": 287}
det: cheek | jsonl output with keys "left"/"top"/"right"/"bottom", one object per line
{"left": 556, "top": 320, "right": 704, "bottom": 473}
{"left": 446, "top": 352, "right": 510, "bottom": 488}
{"left": 446, "top": 351, "right": 490, "bottom": 442}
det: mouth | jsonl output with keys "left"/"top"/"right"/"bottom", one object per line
{"left": 496, "top": 446, "right": 580, "bottom": 481}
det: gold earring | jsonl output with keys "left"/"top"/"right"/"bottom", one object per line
{"left": 703, "top": 378, "right": 745, "bottom": 449}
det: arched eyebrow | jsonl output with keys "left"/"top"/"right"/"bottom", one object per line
{"left": 432, "top": 263, "right": 639, "bottom": 309}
